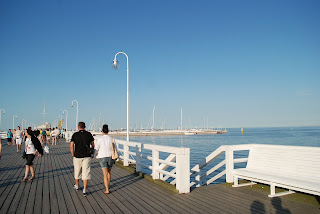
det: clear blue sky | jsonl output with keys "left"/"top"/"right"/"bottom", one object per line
{"left": 1, "top": 0, "right": 319, "bottom": 131}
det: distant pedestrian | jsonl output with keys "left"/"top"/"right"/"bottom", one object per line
{"left": 15, "top": 126, "right": 22, "bottom": 152}
{"left": 7, "top": 129, "right": 13, "bottom": 146}
{"left": 70, "top": 122, "right": 94, "bottom": 196}
{"left": 95, "top": 124, "right": 117, "bottom": 194}
{"left": 41, "top": 129, "right": 46, "bottom": 146}
{"left": 21, "top": 128, "right": 37, "bottom": 182}
{"left": 12, "top": 129, "right": 16, "bottom": 146}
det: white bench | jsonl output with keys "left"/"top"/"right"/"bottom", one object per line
{"left": 232, "top": 144, "right": 320, "bottom": 197}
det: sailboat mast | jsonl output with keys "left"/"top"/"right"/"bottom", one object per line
{"left": 181, "top": 108, "right": 183, "bottom": 130}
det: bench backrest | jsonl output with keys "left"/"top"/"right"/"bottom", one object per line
{"left": 246, "top": 144, "right": 320, "bottom": 182}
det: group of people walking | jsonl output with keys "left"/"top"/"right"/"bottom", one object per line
{"left": 6, "top": 127, "right": 23, "bottom": 152}
{"left": 1, "top": 122, "right": 118, "bottom": 196}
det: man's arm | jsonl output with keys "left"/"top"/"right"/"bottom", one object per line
{"left": 70, "top": 141, "right": 74, "bottom": 157}
{"left": 91, "top": 141, "right": 95, "bottom": 149}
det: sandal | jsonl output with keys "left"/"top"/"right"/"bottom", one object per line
{"left": 21, "top": 179, "right": 27, "bottom": 182}
{"left": 28, "top": 177, "right": 34, "bottom": 181}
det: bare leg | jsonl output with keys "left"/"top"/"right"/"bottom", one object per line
{"left": 29, "top": 165, "right": 35, "bottom": 179}
{"left": 75, "top": 179, "right": 79, "bottom": 186}
{"left": 23, "top": 165, "right": 30, "bottom": 180}
{"left": 107, "top": 168, "right": 112, "bottom": 190}
{"left": 102, "top": 168, "right": 109, "bottom": 193}
{"left": 83, "top": 179, "right": 88, "bottom": 190}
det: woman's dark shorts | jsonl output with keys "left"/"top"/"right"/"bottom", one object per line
{"left": 99, "top": 157, "right": 114, "bottom": 169}
{"left": 26, "top": 154, "right": 35, "bottom": 166}
{"left": 7, "top": 138, "right": 12, "bottom": 142}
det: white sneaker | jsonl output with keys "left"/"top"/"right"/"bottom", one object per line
{"left": 73, "top": 184, "right": 78, "bottom": 191}
{"left": 83, "top": 189, "right": 87, "bottom": 197}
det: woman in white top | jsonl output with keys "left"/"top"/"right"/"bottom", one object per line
{"left": 21, "top": 128, "right": 37, "bottom": 182}
{"left": 95, "top": 124, "right": 117, "bottom": 194}
{"left": 15, "top": 126, "right": 22, "bottom": 152}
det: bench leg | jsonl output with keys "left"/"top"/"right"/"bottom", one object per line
{"left": 268, "top": 183, "right": 295, "bottom": 197}
{"left": 232, "top": 176, "right": 256, "bottom": 187}
{"left": 233, "top": 176, "right": 238, "bottom": 186}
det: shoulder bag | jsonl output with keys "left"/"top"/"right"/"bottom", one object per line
{"left": 110, "top": 136, "right": 119, "bottom": 160}
{"left": 79, "top": 132, "right": 94, "bottom": 156}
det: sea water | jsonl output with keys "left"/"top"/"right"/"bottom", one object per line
{"left": 118, "top": 126, "right": 320, "bottom": 184}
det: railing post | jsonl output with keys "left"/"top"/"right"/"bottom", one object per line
{"left": 135, "top": 145, "right": 141, "bottom": 172}
{"left": 176, "top": 148, "right": 190, "bottom": 193}
{"left": 123, "top": 144, "right": 129, "bottom": 166}
{"left": 225, "top": 149, "right": 234, "bottom": 183}
{"left": 152, "top": 150, "right": 160, "bottom": 179}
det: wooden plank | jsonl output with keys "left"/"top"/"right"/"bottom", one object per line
{"left": 54, "top": 145, "right": 83, "bottom": 214}
{"left": 0, "top": 149, "right": 26, "bottom": 212}
{"left": 33, "top": 154, "right": 45, "bottom": 214}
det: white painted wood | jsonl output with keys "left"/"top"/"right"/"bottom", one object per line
{"left": 200, "top": 160, "right": 225, "bottom": 180}
{"left": 232, "top": 182, "right": 256, "bottom": 187}
{"left": 152, "top": 150, "right": 160, "bottom": 179}
{"left": 268, "top": 190, "right": 295, "bottom": 198}
{"left": 206, "top": 170, "right": 226, "bottom": 185}
{"left": 176, "top": 148, "right": 190, "bottom": 193}
{"left": 225, "top": 150, "right": 234, "bottom": 183}
{"left": 135, "top": 145, "right": 142, "bottom": 172}
{"left": 233, "top": 144, "right": 320, "bottom": 197}
{"left": 123, "top": 145, "right": 129, "bottom": 166}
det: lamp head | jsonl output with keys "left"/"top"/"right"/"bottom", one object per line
{"left": 112, "top": 59, "right": 119, "bottom": 70}
{"left": 71, "top": 104, "right": 74, "bottom": 107}
{"left": 2, "top": 110, "right": 5, "bottom": 114}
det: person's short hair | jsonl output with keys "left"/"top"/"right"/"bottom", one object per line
{"left": 78, "top": 122, "right": 86, "bottom": 129}
{"left": 102, "top": 124, "right": 109, "bottom": 134}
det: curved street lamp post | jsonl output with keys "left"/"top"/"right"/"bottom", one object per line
{"left": 13, "top": 115, "right": 17, "bottom": 130}
{"left": 63, "top": 110, "right": 68, "bottom": 131}
{"left": 71, "top": 100, "right": 78, "bottom": 130}
{"left": 113, "top": 52, "right": 130, "bottom": 141}
{"left": 0, "top": 109, "right": 5, "bottom": 130}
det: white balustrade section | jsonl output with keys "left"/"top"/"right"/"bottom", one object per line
{"left": 190, "top": 144, "right": 253, "bottom": 187}
{"left": 64, "top": 131, "right": 74, "bottom": 142}
{"left": 94, "top": 138, "right": 190, "bottom": 194}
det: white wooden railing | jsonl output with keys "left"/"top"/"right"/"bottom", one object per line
{"left": 96, "top": 138, "right": 190, "bottom": 194}
{"left": 190, "top": 144, "right": 253, "bottom": 187}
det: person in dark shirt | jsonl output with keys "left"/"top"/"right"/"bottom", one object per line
{"left": 70, "top": 122, "right": 94, "bottom": 196}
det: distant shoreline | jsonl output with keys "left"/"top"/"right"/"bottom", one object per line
{"left": 93, "top": 129, "right": 228, "bottom": 137}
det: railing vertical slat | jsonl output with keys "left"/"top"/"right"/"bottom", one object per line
{"left": 176, "top": 148, "right": 190, "bottom": 193}
{"left": 152, "top": 150, "right": 160, "bottom": 179}
{"left": 135, "top": 145, "right": 142, "bottom": 172}
{"left": 225, "top": 149, "right": 234, "bottom": 183}
{"left": 123, "top": 145, "right": 129, "bottom": 166}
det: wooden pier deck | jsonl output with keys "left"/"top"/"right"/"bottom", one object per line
{"left": 0, "top": 139, "right": 319, "bottom": 214}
